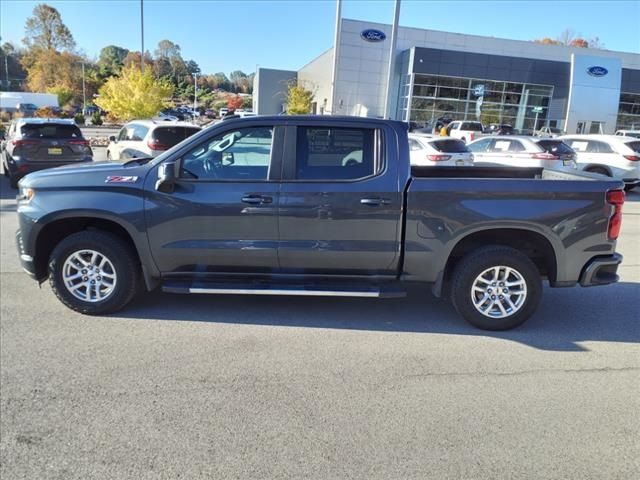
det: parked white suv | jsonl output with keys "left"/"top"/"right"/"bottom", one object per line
{"left": 467, "top": 136, "right": 577, "bottom": 171}
{"left": 107, "top": 121, "right": 201, "bottom": 161}
{"left": 408, "top": 134, "right": 473, "bottom": 166}
{"left": 446, "top": 121, "right": 486, "bottom": 143}
{"left": 559, "top": 134, "right": 640, "bottom": 189}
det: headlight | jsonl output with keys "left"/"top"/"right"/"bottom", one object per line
{"left": 19, "top": 188, "right": 34, "bottom": 202}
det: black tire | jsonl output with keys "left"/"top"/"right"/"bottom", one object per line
{"left": 450, "top": 246, "right": 542, "bottom": 330}
{"left": 586, "top": 167, "right": 611, "bottom": 177}
{"left": 48, "top": 230, "right": 140, "bottom": 315}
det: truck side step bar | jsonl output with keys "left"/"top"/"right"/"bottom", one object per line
{"left": 161, "top": 281, "right": 406, "bottom": 298}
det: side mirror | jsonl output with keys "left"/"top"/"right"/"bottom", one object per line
{"left": 109, "top": 135, "right": 116, "bottom": 142}
{"left": 156, "top": 161, "right": 178, "bottom": 193}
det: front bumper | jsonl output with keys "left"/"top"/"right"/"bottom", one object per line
{"left": 16, "top": 229, "right": 39, "bottom": 280}
{"left": 7, "top": 158, "right": 92, "bottom": 180}
{"left": 579, "top": 253, "right": 623, "bottom": 287}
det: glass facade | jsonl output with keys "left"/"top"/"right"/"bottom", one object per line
{"left": 617, "top": 92, "right": 640, "bottom": 130}
{"left": 399, "top": 73, "right": 554, "bottom": 133}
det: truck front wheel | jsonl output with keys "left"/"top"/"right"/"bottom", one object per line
{"left": 48, "top": 231, "right": 140, "bottom": 315}
{"left": 450, "top": 246, "right": 542, "bottom": 330}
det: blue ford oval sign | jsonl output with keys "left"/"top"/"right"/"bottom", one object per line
{"left": 587, "top": 66, "right": 608, "bottom": 77}
{"left": 361, "top": 29, "right": 386, "bottom": 42}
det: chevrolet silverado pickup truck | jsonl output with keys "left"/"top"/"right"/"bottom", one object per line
{"left": 16, "top": 116, "right": 625, "bottom": 330}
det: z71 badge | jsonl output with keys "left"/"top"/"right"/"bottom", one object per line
{"left": 105, "top": 176, "right": 139, "bottom": 183}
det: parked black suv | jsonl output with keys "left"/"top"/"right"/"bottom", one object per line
{"left": 2, "top": 118, "right": 93, "bottom": 188}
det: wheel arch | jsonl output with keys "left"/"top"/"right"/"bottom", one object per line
{"left": 33, "top": 213, "right": 159, "bottom": 290}
{"left": 436, "top": 227, "right": 558, "bottom": 297}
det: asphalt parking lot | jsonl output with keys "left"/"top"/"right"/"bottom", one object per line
{"left": 1, "top": 163, "right": 639, "bottom": 479}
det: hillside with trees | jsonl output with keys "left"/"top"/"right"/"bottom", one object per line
{"left": 0, "top": 3, "right": 254, "bottom": 120}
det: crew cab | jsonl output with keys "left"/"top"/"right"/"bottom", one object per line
{"left": 446, "top": 121, "right": 486, "bottom": 143}
{"left": 16, "top": 116, "right": 625, "bottom": 330}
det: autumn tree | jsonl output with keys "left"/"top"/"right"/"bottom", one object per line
{"left": 23, "top": 3, "right": 75, "bottom": 51}
{"left": 533, "top": 28, "right": 605, "bottom": 49}
{"left": 286, "top": 81, "right": 314, "bottom": 115}
{"left": 122, "top": 50, "right": 153, "bottom": 71}
{"left": 98, "top": 45, "right": 129, "bottom": 78}
{"left": 95, "top": 64, "right": 174, "bottom": 121}
{"left": 227, "top": 94, "right": 243, "bottom": 111}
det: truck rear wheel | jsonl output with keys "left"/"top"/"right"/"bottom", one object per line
{"left": 48, "top": 231, "right": 140, "bottom": 315}
{"left": 450, "top": 246, "right": 542, "bottom": 330}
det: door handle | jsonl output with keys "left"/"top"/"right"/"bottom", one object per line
{"left": 360, "top": 197, "right": 391, "bottom": 206}
{"left": 242, "top": 195, "right": 272, "bottom": 205}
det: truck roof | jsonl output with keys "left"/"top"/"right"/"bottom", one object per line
{"left": 220, "top": 115, "right": 408, "bottom": 129}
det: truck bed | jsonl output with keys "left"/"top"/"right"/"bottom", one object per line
{"left": 411, "top": 165, "right": 609, "bottom": 181}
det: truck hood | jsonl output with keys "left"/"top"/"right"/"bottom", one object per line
{"left": 20, "top": 160, "right": 153, "bottom": 189}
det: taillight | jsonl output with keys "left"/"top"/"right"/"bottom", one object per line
{"left": 469, "top": 132, "right": 475, "bottom": 141}
{"left": 12, "top": 139, "right": 38, "bottom": 147}
{"left": 606, "top": 190, "right": 625, "bottom": 240}
{"left": 531, "top": 152, "right": 558, "bottom": 160}
{"left": 147, "top": 140, "right": 169, "bottom": 151}
{"left": 427, "top": 154, "right": 451, "bottom": 162}
{"left": 68, "top": 139, "right": 90, "bottom": 147}
{"left": 623, "top": 155, "right": 640, "bottom": 161}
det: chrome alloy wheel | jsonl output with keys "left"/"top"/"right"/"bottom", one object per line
{"left": 62, "top": 249, "right": 117, "bottom": 302}
{"left": 471, "top": 266, "right": 527, "bottom": 319}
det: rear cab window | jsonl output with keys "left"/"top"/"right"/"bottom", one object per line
{"left": 20, "top": 123, "right": 83, "bottom": 139}
{"left": 294, "top": 127, "right": 380, "bottom": 181}
{"left": 460, "top": 122, "right": 483, "bottom": 132}
{"left": 152, "top": 126, "right": 201, "bottom": 148}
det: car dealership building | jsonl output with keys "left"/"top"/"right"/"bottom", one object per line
{"left": 254, "top": 18, "right": 640, "bottom": 134}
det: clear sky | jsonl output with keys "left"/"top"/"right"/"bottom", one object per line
{"left": 1, "top": 0, "right": 639, "bottom": 76}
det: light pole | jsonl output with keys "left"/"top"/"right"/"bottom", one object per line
{"left": 82, "top": 62, "right": 86, "bottom": 116}
{"left": 193, "top": 73, "right": 198, "bottom": 117}
{"left": 140, "top": 0, "right": 145, "bottom": 72}
{"left": 384, "top": 0, "right": 401, "bottom": 119}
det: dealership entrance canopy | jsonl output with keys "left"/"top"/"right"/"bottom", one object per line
{"left": 254, "top": 19, "right": 640, "bottom": 134}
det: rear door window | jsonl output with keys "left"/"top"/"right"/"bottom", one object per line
{"left": 20, "top": 124, "right": 83, "bottom": 139}
{"left": 430, "top": 139, "right": 470, "bottom": 153}
{"left": 152, "top": 126, "right": 200, "bottom": 148}
{"left": 409, "top": 138, "right": 423, "bottom": 151}
{"left": 586, "top": 141, "right": 614, "bottom": 153}
{"left": 490, "top": 139, "right": 524, "bottom": 152}
{"left": 467, "top": 137, "right": 492, "bottom": 152}
{"left": 295, "top": 127, "right": 378, "bottom": 181}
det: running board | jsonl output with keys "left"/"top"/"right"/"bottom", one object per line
{"left": 162, "top": 281, "right": 406, "bottom": 298}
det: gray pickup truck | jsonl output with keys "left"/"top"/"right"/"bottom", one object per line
{"left": 16, "top": 116, "right": 625, "bottom": 330}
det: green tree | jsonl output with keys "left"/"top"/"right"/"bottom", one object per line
{"left": 286, "top": 82, "right": 313, "bottom": 115}
{"left": 47, "top": 85, "right": 73, "bottom": 106}
{"left": 95, "top": 64, "right": 174, "bottom": 121}
{"left": 98, "top": 45, "right": 129, "bottom": 78}
{"left": 23, "top": 4, "right": 75, "bottom": 51}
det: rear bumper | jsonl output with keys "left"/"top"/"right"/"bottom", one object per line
{"left": 579, "top": 253, "right": 623, "bottom": 287}
{"left": 6, "top": 158, "right": 92, "bottom": 179}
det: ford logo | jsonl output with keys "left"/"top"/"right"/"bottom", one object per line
{"left": 587, "top": 66, "right": 608, "bottom": 77}
{"left": 361, "top": 29, "right": 386, "bottom": 42}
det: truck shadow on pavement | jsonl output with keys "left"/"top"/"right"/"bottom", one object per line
{"left": 119, "top": 282, "right": 640, "bottom": 352}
